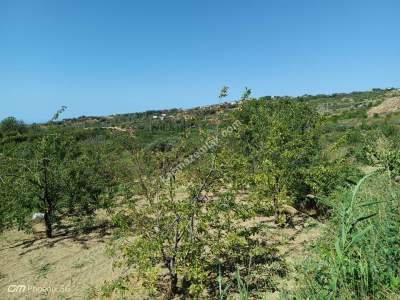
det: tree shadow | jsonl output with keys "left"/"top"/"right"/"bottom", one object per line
{"left": 2, "top": 220, "right": 114, "bottom": 256}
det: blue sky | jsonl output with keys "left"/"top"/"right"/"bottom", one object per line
{"left": 1, "top": 0, "right": 399, "bottom": 123}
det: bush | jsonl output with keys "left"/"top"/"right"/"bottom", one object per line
{"left": 304, "top": 158, "right": 362, "bottom": 198}
{"left": 295, "top": 173, "right": 400, "bottom": 299}
{"left": 0, "top": 116, "right": 27, "bottom": 136}
{"left": 366, "top": 136, "right": 400, "bottom": 177}
{"left": 235, "top": 99, "right": 322, "bottom": 212}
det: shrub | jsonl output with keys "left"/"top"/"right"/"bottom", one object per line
{"left": 295, "top": 173, "right": 400, "bottom": 299}
{"left": 111, "top": 149, "right": 262, "bottom": 298}
{"left": 0, "top": 116, "right": 27, "bottom": 136}
{"left": 235, "top": 99, "right": 322, "bottom": 212}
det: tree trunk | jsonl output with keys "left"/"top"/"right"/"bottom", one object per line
{"left": 42, "top": 157, "right": 53, "bottom": 238}
{"left": 44, "top": 212, "right": 52, "bottom": 238}
{"left": 169, "top": 272, "right": 178, "bottom": 298}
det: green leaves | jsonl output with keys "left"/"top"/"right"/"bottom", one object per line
{"left": 297, "top": 173, "right": 400, "bottom": 299}
{"left": 235, "top": 99, "right": 322, "bottom": 212}
{"left": 0, "top": 126, "right": 115, "bottom": 237}
{"left": 0, "top": 116, "right": 26, "bottom": 136}
{"left": 219, "top": 86, "right": 229, "bottom": 99}
{"left": 112, "top": 140, "right": 263, "bottom": 297}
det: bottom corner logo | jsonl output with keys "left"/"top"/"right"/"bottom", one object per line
{"left": 8, "top": 285, "right": 27, "bottom": 293}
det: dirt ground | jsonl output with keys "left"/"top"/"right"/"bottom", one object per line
{"left": 241, "top": 214, "right": 323, "bottom": 299}
{"left": 0, "top": 212, "right": 322, "bottom": 300}
{"left": 368, "top": 97, "right": 400, "bottom": 117}
{"left": 0, "top": 220, "right": 123, "bottom": 300}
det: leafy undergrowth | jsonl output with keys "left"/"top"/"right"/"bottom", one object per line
{"left": 290, "top": 173, "right": 400, "bottom": 300}
{"left": 101, "top": 213, "right": 323, "bottom": 300}
{"left": 211, "top": 214, "right": 323, "bottom": 300}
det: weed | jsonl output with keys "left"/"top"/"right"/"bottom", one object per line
{"left": 37, "top": 263, "right": 53, "bottom": 279}
{"left": 294, "top": 173, "right": 400, "bottom": 299}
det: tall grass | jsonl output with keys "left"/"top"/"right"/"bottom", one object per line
{"left": 217, "top": 266, "right": 250, "bottom": 300}
{"left": 294, "top": 173, "right": 400, "bottom": 299}
{"left": 217, "top": 266, "right": 270, "bottom": 300}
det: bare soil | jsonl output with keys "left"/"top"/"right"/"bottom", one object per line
{"left": 0, "top": 212, "right": 322, "bottom": 300}
{"left": 0, "top": 220, "right": 121, "bottom": 300}
{"left": 368, "top": 97, "right": 400, "bottom": 117}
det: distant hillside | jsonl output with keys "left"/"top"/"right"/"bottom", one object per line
{"left": 58, "top": 87, "right": 399, "bottom": 129}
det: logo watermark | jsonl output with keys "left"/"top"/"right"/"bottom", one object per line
{"left": 7, "top": 284, "right": 71, "bottom": 294}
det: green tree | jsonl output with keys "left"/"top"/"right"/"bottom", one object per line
{"left": 112, "top": 136, "right": 259, "bottom": 298}
{"left": 219, "top": 85, "right": 229, "bottom": 100}
{"left": 0, "top": 132, "right": 72, "bottom": 237}
{"left": 0, "top": 130, "right": 115, "bottom": 237}
{"left": 235, "top": 99, "right": 321, "bottom": 213}
{"left": 0, "top": 116, "right": 27, "bottom": 136}
{"left": 0, "top": 108, "right": 115, "bottom": 237}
